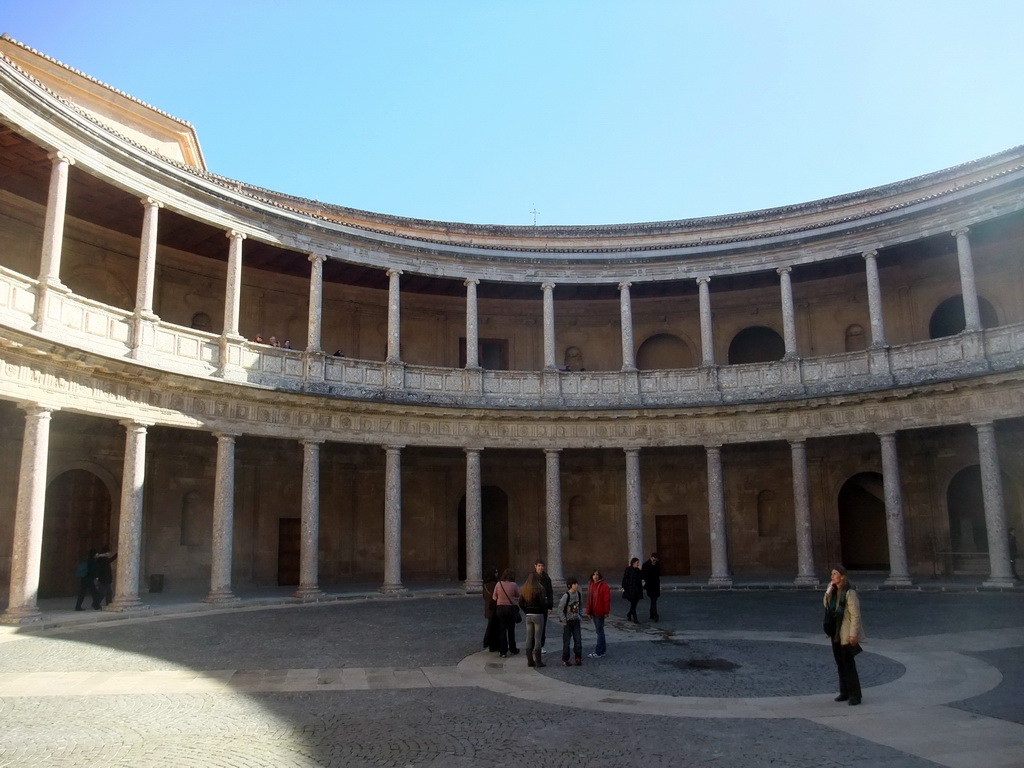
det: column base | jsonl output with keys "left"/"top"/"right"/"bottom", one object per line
{"left": 202, "top": 589, "right": 240, "bottom": 604}
{"left": 707, "top": 576, "right": 733, "bottom": 588}
{"left": 106, "top": 597, "right": 149, "bottom": 612}
{"left": 463, "top": 579, "right": 483, "bottom": 594}
{"left": 793, "top": 575, "right": 819, "bottom": 587}
{"left": 0, "top": 606, "right": 43, "bottom": 625}
{"left": 883, "top": 575, "right": 913, "bottom": 587}
{"left": 293, "top": 586, "right": 326, "bottom": 600}
{"left": 982, "top": 576, "right": 1018, "bottom": 588}
{"left": 379, "top": 583, "right": 408, "bottom": 595}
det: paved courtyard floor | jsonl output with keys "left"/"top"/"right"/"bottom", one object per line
{"left": 0, "top": 586, "right": 1021, "bottom": 767}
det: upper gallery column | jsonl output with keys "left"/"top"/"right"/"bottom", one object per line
{"left": 862, "top": 250, "right": 888, "bottom": 347}
{"left": 109, "top": 420, "right": 150, "bottom": 611}
{"left": 542, "top": 282, "right": 557, "bottom": 370}
{"left": 130, "top": 198, "right": 162, "bottom": 359}
{"left": 878, "top": 432, "right": 912, "bottom": 586}
{"left": 381, "top": 445, "right": 406, "bottom": 593}
{"left": 1, "top": 404, "right": 57, "bottom": 625}
{"left": 205, "top": 432, "right": 240, "bottom": 603}
{"left": 974, "top": 422, "right": 1015, "bottom": 586}
{"left": 306, "top": 254, "right": 327, "bottom": 354}
{"left": 705, "top": 444, "right": 732, "bottom": 586}
{"left": 951, "top": 228, "right": 983, "bottom": 332}
{"left": 778, "top": 267, "right": 798, "bottom": 359}
{"left": 619, "top": 282, "right": 636, "bottom": 370}
{"left": 544, "top": 449, "right": 564, "bottom": 583}
{"left": 697, "top": 277, "right": 715, "bottom": 366}
{"left": 37, "top": 152, "right": 73, "bottom": 289}
{"left": 624, "top": 448, "right": 643, "bottom": 560}
{"left": 790, "top": 439, "right": 817, "bottom": 586}
{"left": 221, "top": 230, "right": 246, "bottom": 339}
{"left": 463, "top": 447, "right": 483, "bottom": 591}
{"left": 386, "top": 269, "right": 402, "bottom": 363}
{"left": 464, "top": 279, "right": 480, "bottom": 368}
{"left": 296, "top": 439, "right": 325, "bottom": 598}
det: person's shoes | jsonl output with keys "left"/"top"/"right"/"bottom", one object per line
{"left": 527, "top": 653, "right": 535, "bottom": 667}
{"left": 587, "top": 652, "right": 601, "bottom": 658}
{"left": 562, "top": 660, "right": 571, "bottom": 667}
{"left": 651, "top": 616, "right": 660, "bottom": 622}
{"left": 575, "top": 658, "right": 582, "bottom": 666}
{"left": 74, "top": 607, "right": 84, "bottom": 611}
{"left": 834, "top": 694, "right": 849, "bottom": 702}
{"left": 510, "top": 648, "right": 520, "bottom": 655}
{"left": 534, "top": 650, "right": 545, "bottom": 668}
{"left": 848, "top": 697, "right": 861, "bottom": 706}
{"left": 499, "top": 653, "right": 507, "bottom": 658}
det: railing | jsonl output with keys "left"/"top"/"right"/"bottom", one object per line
{"left": 2, "top": 264, "right": 1022, "bottom": 409}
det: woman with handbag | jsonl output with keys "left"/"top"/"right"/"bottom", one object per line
{"left": 491, "top": 568, "right": 521, "bottom": 658}
{"left": 823, "top": 565, "right": 864, "bottom": 705}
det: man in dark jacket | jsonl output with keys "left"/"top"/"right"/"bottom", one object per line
{"left": 641, "top": 552, "right": 662, "bottom": 621}
{"left": 96, "top": 545, "right": 118, "bottom": 607}
{"left": 535, "top": 559, "right": 554, "bottom": 651}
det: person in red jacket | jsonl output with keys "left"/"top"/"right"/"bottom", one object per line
{"left": 586, "top": 568, "right": 611, "bottom": 657}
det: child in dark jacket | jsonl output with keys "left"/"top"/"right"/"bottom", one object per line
{"left": 558, "top": 577, "right": 585, "bottom": 666}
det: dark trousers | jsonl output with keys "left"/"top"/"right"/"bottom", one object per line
{"left": 75, "top": 577, "right": 100, "bottom": 610}
{"left": 496, "top": 605, "right": 518, "bottom": 655}
{"left": 831, "top": 641, "right": 862, "bottom": 699}
{"left": 627, "top": 598, "right": 640, "bottom": 621}
{"left": 99, "top": 580, "right": 114, "bottom": 606}
{"left": 562, "top": 620, "right": 582, "bottom": 662}
{"left": 648, "top": 594, "right": 659, "bottom": 619}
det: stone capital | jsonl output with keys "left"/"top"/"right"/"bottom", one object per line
{"left": 47, "top": 151, "right": 74, "bottom": 166}
{"left": 862, "top": 249, "right": 878, "bottom": 260}
{"left": 951, "top": 227, "right": 970, "bottom": 239}
{"left": 225, "top": 230, "right": 247, "bottom": 241}
{"left": 140, "top": 197, "right": 164, "bottom": 209}
{"left": 307, "top": 253, "right": 327, "bottom": 265}
{"left": 541, "top": 281, "right": 556, "bottom": 292}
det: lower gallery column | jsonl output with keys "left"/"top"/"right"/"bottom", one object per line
{"left": 705, "top": 444, "right": 732, "bottom": 587}
{"left": 878, "top": 432, "right": 912, "bottom": 586}
{"left": 381, "top": 445, "right": 406, "bottom": 593}
{"left": 544, "top": 449, "right": 564, "bottom": 583}
{"left": 108, "top": 420, "right": 151, "bottom": 611}
{"left": 624, "top": 448, "right": 643, "bottom": 561}
{"left": 790, "top": 439, "right": 817, "bottom": 586}
{"left": 295, "top": 439, "right": 325, "bottom": 599}
{"left": 1, "top": 404, "right": 57, "bottom": 625}
{"left": 975, "top": 422, "right": 1015, "bottom": 586}
{"left": 464, "top": 447, "right": 483, "bottom": 592}
{"left": 205, "top": 432, "right": 240, "bottom": 603}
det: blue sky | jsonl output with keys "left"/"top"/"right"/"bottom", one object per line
{"left": 3, "top": 1, "right": 1023, "bottom": 226}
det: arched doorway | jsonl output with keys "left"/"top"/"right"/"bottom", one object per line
{"left": 928, "top": 295, "right": 998, "bottom": 338}
{"left": 636, "top": 333, "right": 692, "bottom": 370}
{"left": 458, "top": 486, "right": 510, "bottom": 580}
{"left": 727, "top": 326, "right": 785, "bottom": 364}
{"left": 40, "top": 469, "right": 112, "bottom": 598}
{"left": 837, "top": 472, "right": 888, "bottom": 570}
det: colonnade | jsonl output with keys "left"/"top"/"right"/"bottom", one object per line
{"left": 1, "top": 402, "right": 1016, "bottom": 625}
{"left": 28, "top": 154, "right": 989, "bottom": 372}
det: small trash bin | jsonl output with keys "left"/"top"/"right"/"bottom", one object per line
{"left": 149, "top": 574, "right": 164, "bottom": 593}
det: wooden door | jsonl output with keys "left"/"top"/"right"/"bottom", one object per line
{"left": 277, "top": 518, "right": 301, "bottom": 586}
{"left": 655, "top": 514, "right": 690, "bottom": 575}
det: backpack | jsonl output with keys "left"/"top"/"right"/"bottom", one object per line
{"left": 74, "top": 560, "right": 88, "bottom": 579}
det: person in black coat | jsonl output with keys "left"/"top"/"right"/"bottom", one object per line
{"left": 74, "top": 548, "right": 101, "bottom": 611}
{"left": 96, "top": 544, "right": 118, "bottom": 607}
{"left": 641, "top": 552, "right": 662, "bottom": 621}
{"left": 621, "top": 557, "right": 644, "bottom": 623}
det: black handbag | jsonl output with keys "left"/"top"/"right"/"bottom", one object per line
{"left": 823, "top": 609, "right": 837, "bottom": 638}
{"left": 513, "top": 606, "right": 522, "bottom": 624}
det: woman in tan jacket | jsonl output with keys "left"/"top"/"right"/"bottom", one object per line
{"left": 823, "top": 565, "right": 864, "bottom": 705}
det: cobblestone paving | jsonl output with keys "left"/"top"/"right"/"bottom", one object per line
{"left": 0, "top": 590, "right": 1019, "bottom": 767}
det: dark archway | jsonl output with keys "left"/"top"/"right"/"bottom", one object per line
{"left": 41, "top": 469, "right": 112, "bottom": 598}
{"left": 837, "top": 472, "right": 888, "bottom": 570}
{"left": 928, "top": 295, "right": 998, "bottom": 339}
{"left": 457, "top": 486, "right": 510, "bottom": 580}
{"left": 947, "top": 465, "right": 987, "bottom": 554}
{"left": 727, "top": 326, "right": 785, "bottom": 364}
{"left": 636, "top": 333, "right": 692, "bottom": 370}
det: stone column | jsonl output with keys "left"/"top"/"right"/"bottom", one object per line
{"left": 619, "top": 282, "right": 636, "bottom": 370}
{"left": 952, "top": 228, "right": 982, "bottom": 332}
{"left": 107, "top": 420, "right": 151, "bottom": 611}
{"left": 464, "top": 279, "right": 480, "bottom": 368}
{"left": 205, "top": 432, "right": 240, "bottom": 603}
{"left": 386, "top": 269, "right": 402, "bottom": 363}
{"left": 381, "top": 445, "right": 406, "bottom": 592}
{"left": 778, "top": 267, "right": 798, "bottom": 359}
{"left": 38, "top": 152, "right": 73, "bottom": 289}
{"left": 306, "top": 254, "right": 326, "bottom": 354}
{"left": 130, "top": 199, "right": 162, "bottom": 359}
{"left": 706, "top": 444, "right": 732, "bottom": 586}
{"left": 624, "top": 448, "right": 643, "bottom": 560}
{"left": 1, "top": 404, "right": 57, "bottom": 624}
{"left": 878, "top": 432, "right": 912, "bottom": 586}
{"left": 862, "top": 250, "right": 887, "bottom": 348}
{"left": 295, "top": 439, "right": 325, "bottom": 598}
{"left": 221, "top": 231, "right": 246, "bottom": 339}
{"left": 542, "top": 282, "right": 556, "bottom": 370}
{"left": 975, "top": 422, "right": 1015, "bottom": 586}
{"left": 464, "top": 447, "right": 483, "bottom": 592}
{"left": 544, "top": 449, "right": 564, "bottom": 583}
{"left": 790, "top": 439, "right": 817, "bottom": 586}
{"left": 697, "top": 277, "right": 715, "bottom": 366}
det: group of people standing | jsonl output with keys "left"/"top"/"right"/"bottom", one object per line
{"left": 74, "top": 546, "right": 117, "bottom": 611}
{"left": 621, "top": 553, "right": 661, "bottom": 623}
